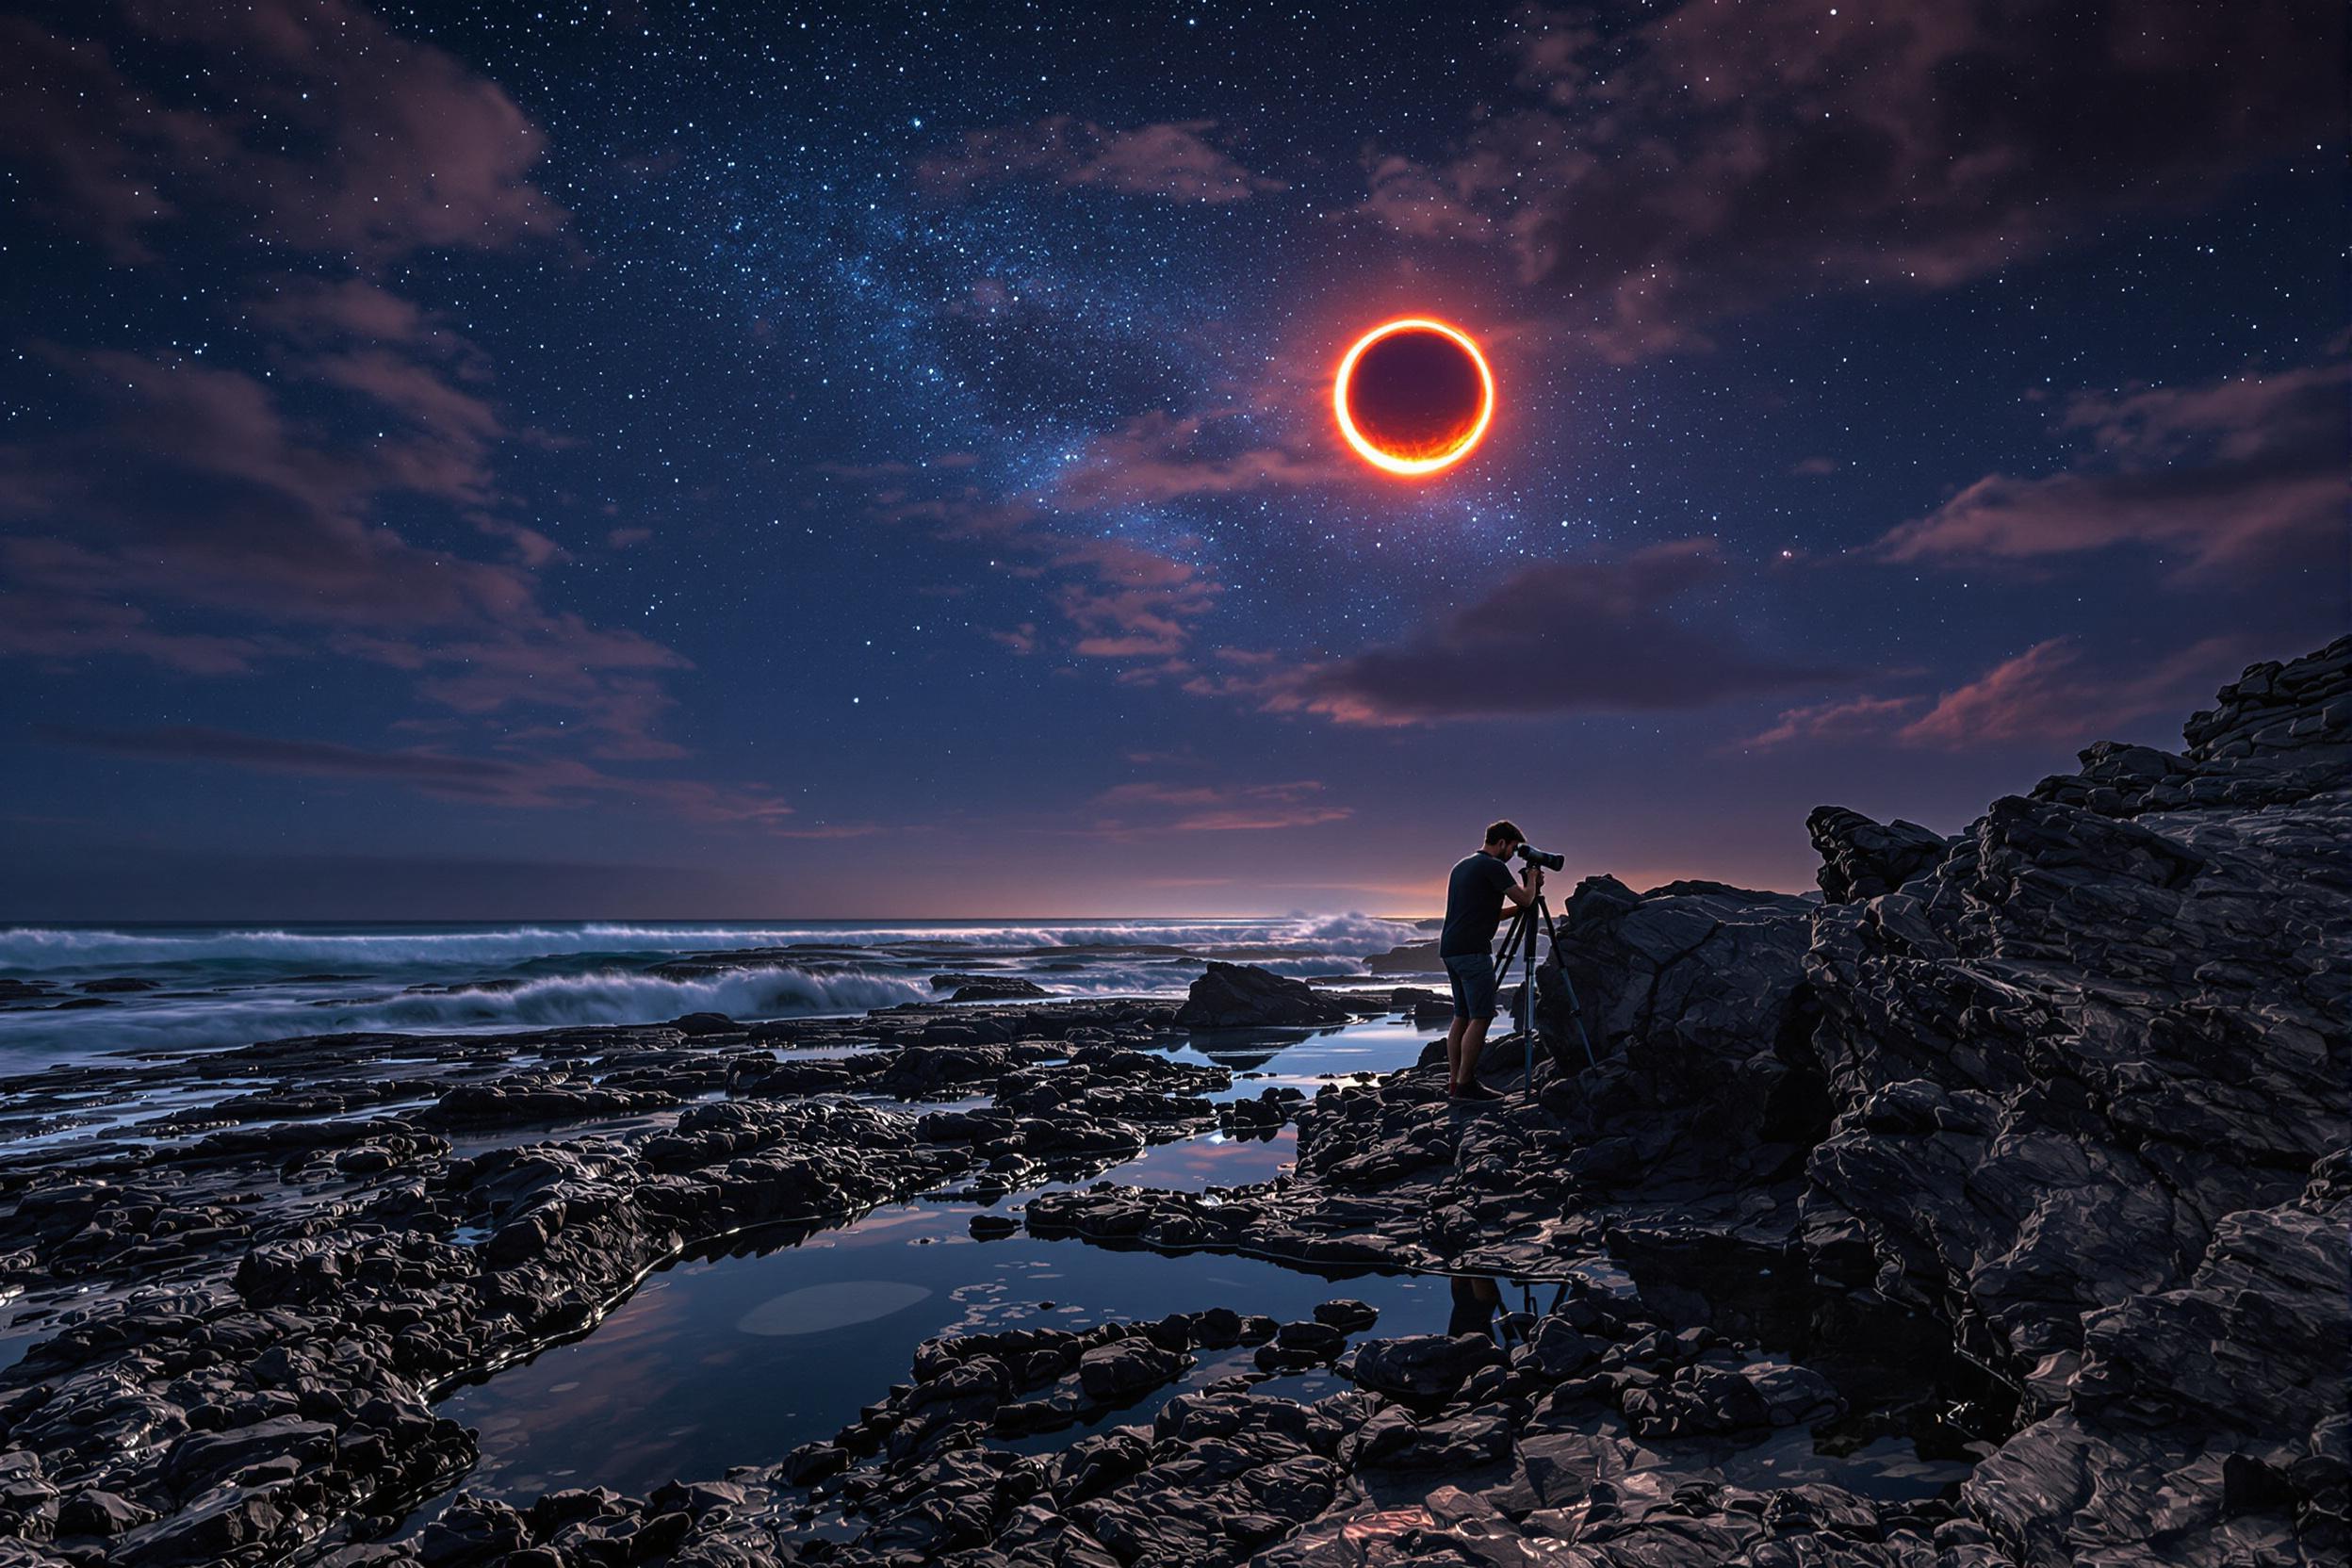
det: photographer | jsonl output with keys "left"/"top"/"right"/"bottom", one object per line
{"left": 1440, "top": 819, "right": 1542, "bottom": 1103}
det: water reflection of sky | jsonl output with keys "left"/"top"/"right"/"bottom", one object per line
{"left": 430, "top": 1019, "right": 1437, "bottom": 1504}
{"left": 1173, "top": 1015, "right": 1435, "bottom": 1095}
{"left": 417, "top": 1013, "right": 1978, "bottom": 1523}
{"left": 433, "top": 1196, "right": 1457, "bottom": 1502}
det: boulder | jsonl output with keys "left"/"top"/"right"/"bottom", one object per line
{"left": 1348, "top": 1333, "right": 1504, "bottom": 1401}
{"left": 934, "top": 974, "right": 1052, "bottom": 1003}
{"left": 1077, "top": 1340, "right": 1188, "bottom": 1401}
{"left": 1175, "top": 963, "right": 1353, "bottom": 1029}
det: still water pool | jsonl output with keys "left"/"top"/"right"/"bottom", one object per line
{"left": 426, "top": 1016, "right": 1982, "bottom": 1512}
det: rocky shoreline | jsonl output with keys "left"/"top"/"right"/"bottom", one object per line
{"left": 1, "top": 636, "right": 2344, "bottom": 1567}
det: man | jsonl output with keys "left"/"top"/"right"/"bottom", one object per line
{"left": 1440, "top": 820, "right": 1542, "bottom": 1102}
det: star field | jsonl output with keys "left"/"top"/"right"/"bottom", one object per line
{"left": 0, "top": 0, "right": 2342, "bottom": 917}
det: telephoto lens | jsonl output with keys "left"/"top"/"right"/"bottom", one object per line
{"left": 1516, "top": 844, "right": 1566, "bottom": 872}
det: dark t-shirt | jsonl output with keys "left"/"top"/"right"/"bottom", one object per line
{"left": 1440, "top": 852, "right": 1519, "bottom": 956}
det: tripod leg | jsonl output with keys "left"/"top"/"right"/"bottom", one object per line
{"left": 1492, "top": 904, "right": 1526, "bottom": 984}
{"left": 1520, "top": 889, "right": 1539, "bottom": 1097}
{"left": 1570, "top": 991, "right": 1597, "bottom": 1070}
{"left": 1549, "top": 924, "right": 1599, "bottom": 1073}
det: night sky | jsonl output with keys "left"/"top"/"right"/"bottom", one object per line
{"left": 1, "top": 1, "right": 2344, "bottom": 920}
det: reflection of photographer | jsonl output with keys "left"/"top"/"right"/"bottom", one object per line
{"left": 1439, "top": 820, "right": 1563, "bottom": 1103}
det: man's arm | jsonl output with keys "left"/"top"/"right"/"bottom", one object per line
{"left": 1498, "top": 861, "right": 1541, "bottom": 909}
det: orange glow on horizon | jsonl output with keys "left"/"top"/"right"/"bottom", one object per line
{"left": 1332, "top": 317, "right": 1495, "bottom": 477}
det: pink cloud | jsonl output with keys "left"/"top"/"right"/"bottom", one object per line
{"left": 247, "top": 278, "right": 435, "bottom": 344}
{"left": 1091, "top": 779, "right": 1350, "bottom": 834}
{"left": 0, "top": 12, "right": 764, "bottom": 810}
{"left": 1352, "top": 155, "right": 1498, "bottom": 243}
{"left": 0, "top": 20, "right": 230, "bottom": 263}
{"left": 1896, "top": 636, "right": 2258, "bottom": 749}
{"left": 858, "top": 480, "right": 1227, "bottom": 662}
{"left": 1741, "top": 694, "right": 1925, "bottom": 751}
{"left": 0, "top": 590, "right": 283, "bottom": 677}
{"left": 1877, "top": 359, "right": 2349, "bottom": 579}
{"left": 1058, "top": 570, "right": 1221, "bottom": 659}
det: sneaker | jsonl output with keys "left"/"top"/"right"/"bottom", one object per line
{"left": 1448, "top": 1081, "right": 1503, "bottom": 1102}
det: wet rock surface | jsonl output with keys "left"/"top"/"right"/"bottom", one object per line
{"left": 0, "top": 639, "right": 2343, "bottom": 1566}
{"left": 1176, "top": 962, "right": 1355, "bottom": 1029}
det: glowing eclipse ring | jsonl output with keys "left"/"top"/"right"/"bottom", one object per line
{"left": 1333, "top": 317, "right": 1495, "bottom": 477}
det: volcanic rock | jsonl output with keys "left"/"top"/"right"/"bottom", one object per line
{"left": 1806, "top": 805, "right": 1951, "bottom": 903}
{"left": 934, "top": 973, "right": 1052, "bottom": 1002}
{"left": 1349, "top": 1333, "right": 1506, "bottom": 1401}
{"left": 1174, "top": 962, "right": 1352, "bottom": 1029}
{"left": 1076, "top": 1339, "right": 1189, "bottom": 1401}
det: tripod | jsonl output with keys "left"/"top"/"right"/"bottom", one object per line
{"left": 1491, "top": 884, "right": 1598, "bottom": 1096}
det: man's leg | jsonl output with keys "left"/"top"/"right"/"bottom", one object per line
{"left": 1450, "top": 954, "right": 1502, "bottom": 1098}
{"left": 1459, "top": 1015, "right": 1491, "bottom": 1084}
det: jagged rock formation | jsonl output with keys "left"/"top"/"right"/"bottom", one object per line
{"left": 1536, "top": 875, "right": 1827, "bottom": 1211}
{"left": 1807, "top": 806, "right": 1952, "bottom": 903}
{"left": 1798, "top": 633, "right": 2352, "bottom": 1566}
{"left": 1013, "top": 638, "right": 2352, "bottom": 1565}
{"left": 1173, "top": 961, "right": 1353, "bottom": 1029}
{"left": 2033, "top": 635, "right": 2352, "bottom": 818}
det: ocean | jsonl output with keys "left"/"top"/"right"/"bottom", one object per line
{"left": 0, "top": 915, "right": 1430, "bottom": 1066}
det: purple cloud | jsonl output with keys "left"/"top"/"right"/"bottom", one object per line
{"left": 1877, "top": 358, "right": 2349, "bottom": 579}
{"left": 41, "top": 725, "right": 794, "bottom": 825}
{"left": 1204, "top": 542, "right": 1847, "bottom": 727}
{"left": 1, "top": 0, "right": 564, "bottom": 264}
{"left": 1357, "top": 1, "right": 2344, "bottom": 363}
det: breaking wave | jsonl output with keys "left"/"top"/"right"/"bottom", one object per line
{"left": 0, "top": 964, "right": 938, "bottom": 1059}
{"left": 0, "top": 912, "right": 1429, "bottom": 1065}
{"left": 0, "top": 913, "right": 1422, "bottom": 975}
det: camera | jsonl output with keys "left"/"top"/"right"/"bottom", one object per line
{"left": 1515, "top": 843, "right": 1566, "bottom": 872}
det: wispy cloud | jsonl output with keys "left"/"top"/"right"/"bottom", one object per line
{"left": 1876, "top": 359, "right": 2349, "bottom": 580}
{"left": 1895, "top": 636, "right": 2256, "bottom": 750}
{"left": 0, "top": 12, "right": 727, "bottom": 779}
{"left": 1740, "top": 694, "right": 1925, "bottom": 751}
{"left": 1090, "top": 779, "right": 1350, "bottom": 834}
{"left": 918, "top": 117, "right": 1284, "bottom": 204}
{"left": 1738, "top": 634, "right": 2262, "bottom": 752}
{"left": 0, "top": 0, "right": 564, "bottom": 264}
{"left": 1354, "top": 2, "right": 2342, "bottom": 362}
{"left": 41, "top": 725, "right": 795, "bottom": 826}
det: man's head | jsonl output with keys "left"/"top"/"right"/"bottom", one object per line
{"left": 1483, "top": 820, "right": 1524, "bottom": 857}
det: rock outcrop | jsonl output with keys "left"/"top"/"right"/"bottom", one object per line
{"left": 1015, "top": 638, "right": 2352, "bottom": 1565}
{"left": 1797, "top": 634, "right": 2352, "bottom": 1567}
{"left": 1807, "top": 805, "right": 1951, "bottom": 902}
{"left": 1174, "top": 961, "right": 1354, "bottom": 1029}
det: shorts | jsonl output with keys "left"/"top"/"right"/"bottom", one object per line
{"left": 1443, "top": 952, "right": 1499, "bottom": 1021}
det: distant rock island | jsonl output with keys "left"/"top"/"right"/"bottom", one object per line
{"left": 0, "top": 636, "right": 2341, "bottom": 1566}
